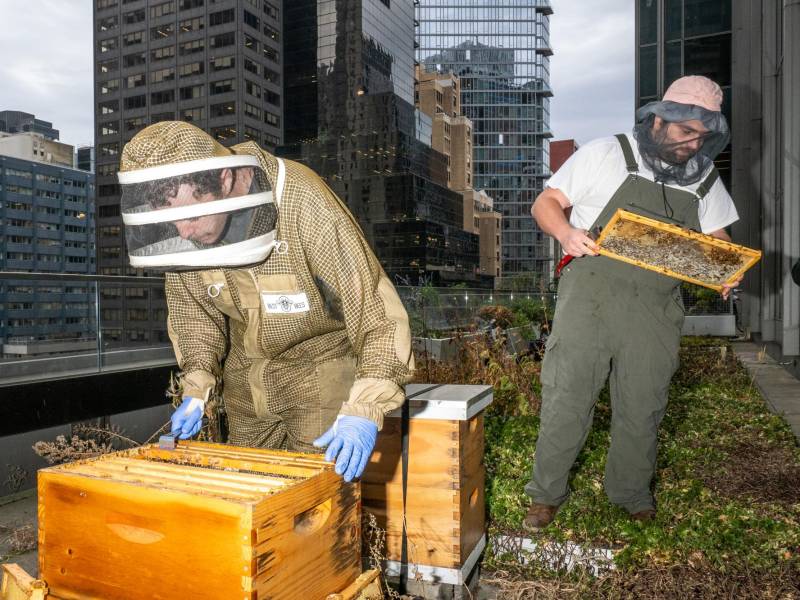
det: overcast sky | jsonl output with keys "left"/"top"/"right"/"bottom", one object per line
{"left": 0, "top": 0, "right": 634, "bottom": 149}
{"left": 549, "top": 0, "right": 636, "bottom": 144}
{"left": 0, "top": 1, "right": 95, "bottom": 148}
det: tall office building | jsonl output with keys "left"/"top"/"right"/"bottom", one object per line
{"left": 415, "top": 68, "right": 473, "bottom": 191}
{"left": 416, "top": 1, "right": 554, "bottom": 283}
{"left": 636, "top": 0, "right": 732, "bottom": 187}
{"left": 416, "top": 67, "right": 502, "bottom": 281}
{"left": 0, "top": 134, "right": 96, "bottom": 355}
{"left": 283, "top": 0, "right": 486, "bottom": 286}
{"left": 93, "top": 0, "right": 282, "bottom": 276}
{"left": 729, "top": 1, "right": 799, "bottom": 359}
{"left": 93, "top": 0, "right": 282, "bottom": 344}
{"left": 0, "top": 111, "right": 60, "bottom": 141}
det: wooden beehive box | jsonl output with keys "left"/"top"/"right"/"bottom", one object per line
{"left": 596, "top": 209, "right": 762, "bottom": 291}
{"left": 361, "top": 384, "right": 491, "bottom": 581}
{"left": 37, "top": 441, "right": 360, "bottom": 600}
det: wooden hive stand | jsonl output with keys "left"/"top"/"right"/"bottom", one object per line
{"left": 361, "top": 384, "right": 492, "bottom": 589}
{"left": 1, "top": 564, "right": 49, "bottom": 600}
{"left": 35, "top": 442, "right": 361, "bottom": 600}
{"left": 1, "top": 564, "right": 383, "bottom": 600}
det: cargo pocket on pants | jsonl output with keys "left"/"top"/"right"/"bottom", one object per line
{"left": 539, "top": 336, "right": 559, "bottom": 388}
{"left": 315, "top": 356, "right": 357, "bottom": 437}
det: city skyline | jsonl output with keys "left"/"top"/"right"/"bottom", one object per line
{"left": 0, "top": 0, "right": 635, "bottom": 150}
{"left": 417, "top": 2, "right": 553, "bottom": 278}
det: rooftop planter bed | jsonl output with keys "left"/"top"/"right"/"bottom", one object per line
{"left": 415, "top": 337, "right": 800, "bottom": 598}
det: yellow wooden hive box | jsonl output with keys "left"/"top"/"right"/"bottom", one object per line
{"left": 361, "top": 384, "right": 491, "bottom": 585}
{"left": 37, "top": 441, "right": 360, "bottom": 600}
{"left": 596, "top": 209, "right": 762, "bottom": 291}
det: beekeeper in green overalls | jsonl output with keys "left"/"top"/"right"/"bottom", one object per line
{"left": 525, "top": 76, "right": 741, "bottom": 527}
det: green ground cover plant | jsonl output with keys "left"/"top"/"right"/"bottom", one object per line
{"left": 416, "top": 337, "right": 800, "bottom": 599}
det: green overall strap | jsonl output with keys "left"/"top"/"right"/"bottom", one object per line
{"left": 615, "top": 134, "right": 639, "bottom": 173}
{"left": 695, "top": 168, "right": 719, "bottom": 199}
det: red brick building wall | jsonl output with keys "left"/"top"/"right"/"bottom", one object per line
{"left": 550, "top": 139, "right": 578, "bottom": 174}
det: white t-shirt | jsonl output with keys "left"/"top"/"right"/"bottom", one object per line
{"left": 546, "top": 134, "right": 739, "bottom": 234}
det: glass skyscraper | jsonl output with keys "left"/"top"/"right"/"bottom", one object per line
{"left": 417, "top": 1, "right": 554, "bottom": 281}
{"left": 283, "top": 0, "right": 485, "bottom": 286}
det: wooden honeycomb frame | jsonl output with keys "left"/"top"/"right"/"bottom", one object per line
{"left": 595, "top": 209, "right": 762, "bottom": 291}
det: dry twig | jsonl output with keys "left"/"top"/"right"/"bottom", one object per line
{"left": 3, "top": 465, "right": 28, "bottom": 494}
{"left": 3, "top": 524, "right": 36, "bottom": 555}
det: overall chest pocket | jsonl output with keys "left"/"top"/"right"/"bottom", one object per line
{"left": 625, "top": 184, "right": 699, "bottom": 229}
{"left": 252, "top": 273, "right": 314, "bottom": 358}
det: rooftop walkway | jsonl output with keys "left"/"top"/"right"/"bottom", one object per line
{"left": 733, "top": 341, "right": 800, "bottom": 442}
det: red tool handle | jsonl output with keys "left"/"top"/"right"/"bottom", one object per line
{"left": 555, "top": 254, "right": 574, "bottom": 277}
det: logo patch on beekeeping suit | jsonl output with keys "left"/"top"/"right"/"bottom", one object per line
{"left": 262, "top": 292, "right": 310, "bottom": 314}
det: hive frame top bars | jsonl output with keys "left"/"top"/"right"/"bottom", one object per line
{"left": 39, "top": 441, "right": 334, "bottom": 502}
{"left": 595, "top": 209, "right": 762, "bottom": 292}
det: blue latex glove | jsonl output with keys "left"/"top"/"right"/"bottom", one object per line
{"left": 170, "top": 397, "right": 205, "bottom": 440}
{"left": 313, "top": 416, "right": 378, "bottom": 482}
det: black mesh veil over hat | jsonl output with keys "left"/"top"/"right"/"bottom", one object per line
{"left": 633, "top": 100, "right": 730, "bottom": 186}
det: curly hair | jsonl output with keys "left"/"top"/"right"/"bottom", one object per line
{"left": 133, "top": 168, "right": 229, "bottom": 208}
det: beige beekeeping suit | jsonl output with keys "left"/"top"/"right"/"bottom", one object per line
{"left": 120, "top": 122, "right": 415, "bottom": 451}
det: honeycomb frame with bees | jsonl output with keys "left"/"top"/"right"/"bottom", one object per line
{"left": 596, "top": 209, "right": 762, "bottom": 291}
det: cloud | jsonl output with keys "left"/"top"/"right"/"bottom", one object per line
{"left": 549, "top": 0, "right": 636, "bottom": 145}
{"left": 0, "top": 0, "right": 634, "bottom": 151}
{"left": 0, "top": 0, "right": 94, "bottom": 147}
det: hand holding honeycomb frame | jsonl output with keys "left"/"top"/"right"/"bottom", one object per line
{"left": 595, "top": 209, "right": 762, "bottom": 291}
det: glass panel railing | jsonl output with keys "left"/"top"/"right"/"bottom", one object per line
{"left": 0, "top": 272, "right": 174, "bottom": 385}
{"left": 1, "top": 274, "right": 734, "bottom": 385}
{"left": 395, "top": 286, "right": 556, "bottom": 338}
{"left": 394, "top": 283, "right": 733, "bottom": 339}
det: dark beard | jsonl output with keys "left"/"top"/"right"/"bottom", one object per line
{"left": 633, "top": 117, "right": 710, "bottom": 186}
{"left": 657, "top": 144, "right": 693, "bottom": 165}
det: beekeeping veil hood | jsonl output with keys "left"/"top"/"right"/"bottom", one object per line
{"left": 118, "top": 121, "right": 282, "bottom": 270}
{"left": 633, "top": 75, "right": 730, "bottom": 186}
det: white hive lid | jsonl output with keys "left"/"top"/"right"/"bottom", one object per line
{"left": 387, "top": 383, "right": 494, "bottom": 421}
